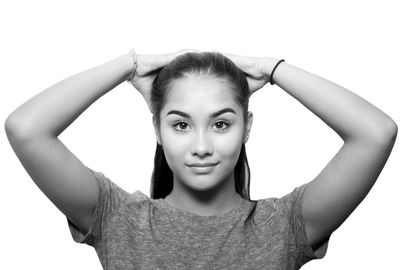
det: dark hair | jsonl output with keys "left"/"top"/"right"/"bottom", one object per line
{"left": 149, "top": 52, "right": 257, "bottom": 225}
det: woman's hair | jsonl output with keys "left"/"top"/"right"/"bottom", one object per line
{"left": 149, "top": 52, "right": 257, "bottom": 224}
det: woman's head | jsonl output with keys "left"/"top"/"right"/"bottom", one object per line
{"left": 150, "top": 52, "right": 253, "bottom": 201}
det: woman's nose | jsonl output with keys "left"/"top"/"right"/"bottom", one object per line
{"left": 190, "top": 131, "right": 213, "bottom": 157}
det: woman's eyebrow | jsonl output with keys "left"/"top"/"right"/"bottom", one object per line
{"left": 166, "top": 108, "right": 237, "bottom": 118}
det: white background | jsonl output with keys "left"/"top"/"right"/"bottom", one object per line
{"left": 1, "top": 0, "right": 399, "bottom": 269}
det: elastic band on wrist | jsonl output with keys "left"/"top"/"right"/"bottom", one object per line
{"left": 270, "top": 59, "right": 285, "bottom": 85}
{"left": 128, "top": 48, "right": 138, "bottom": 85}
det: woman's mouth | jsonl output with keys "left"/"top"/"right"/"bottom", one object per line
{"left": 187, "top": 162, "right": 219, "bottom": 174}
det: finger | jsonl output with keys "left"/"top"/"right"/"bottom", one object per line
{"left": 219, "top": 52, "right": 241, "bottom": 63}
{"left": 178, "top": 48, "right": 202, "bottom": 54}
{"left": 220, "top": 52, "right": 253, "bottom": 71}
{"left": 156, "top": 49, "right": 201, "bottom": 68}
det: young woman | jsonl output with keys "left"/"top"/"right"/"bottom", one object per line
{"left": 5, "top": 49, "right": 397, "bottom": 269}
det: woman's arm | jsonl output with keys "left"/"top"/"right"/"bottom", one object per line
{"left": 4, "top": 54, "right": 134, "bottom": 235}
{"left": 260, "top": 58, "right": 397, "bottom": 250}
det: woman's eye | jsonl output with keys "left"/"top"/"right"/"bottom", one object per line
{"left": 214, "top": 121, "right": 229, "bottom": 130}
{"left": 173, "top": 121, "right": 189, "bottom": 131}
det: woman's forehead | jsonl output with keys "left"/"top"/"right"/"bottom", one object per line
{"left": 163, "top": 75, "right": 238, "bottom": 109}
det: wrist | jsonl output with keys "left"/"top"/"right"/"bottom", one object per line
{"left": 115, "top": 54, "right": 135, "bottom": 82}
{"left": 259, "top": 57, "right": 281, "bottom": 76}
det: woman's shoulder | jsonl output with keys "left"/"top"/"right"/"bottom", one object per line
{"left": 254, "top": 183, "right": 309, "bottom": 216}
{"left": 129, "top": 190, "right": 151, "bottom": 201}
{"left": 124, "top": 190, "right": 157, "bottom": 213}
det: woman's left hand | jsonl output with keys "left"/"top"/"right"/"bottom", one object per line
{"left": 222, "top": 52, "right": 274, "bottom": 95}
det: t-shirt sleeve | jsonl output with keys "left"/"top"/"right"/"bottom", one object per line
{"left": 66, "top": 166, "right": 130, "bottom": 247}
{"left": 277, "top": 182, "right": 331, "bottom": 267}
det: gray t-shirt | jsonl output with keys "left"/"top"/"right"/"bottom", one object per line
{"left": 67, "top": 168, "right": 331, "bottom": 269}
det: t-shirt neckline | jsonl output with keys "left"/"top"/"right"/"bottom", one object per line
{"left": 152, "top": 195, "right": 250, "bottom": 226}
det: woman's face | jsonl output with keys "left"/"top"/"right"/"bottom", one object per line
{"left": 154, "top": 74, "right": 253, "bottom": 192}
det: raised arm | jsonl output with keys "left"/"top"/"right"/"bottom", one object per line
{"left": 223, "top": 53, "right": 397, "bottom": 250}
{"left": 261, "top": 59, "right": 397, "bottom": 250}
{"left": 4, "top": 54, "right": 134, "bottom": 235}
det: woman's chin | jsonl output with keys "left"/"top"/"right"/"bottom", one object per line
{"left": 187, "top": 178, "right": 217, "bottom": 191}
{"left": 185, "top": 175, "right": 232, "bottom": 193}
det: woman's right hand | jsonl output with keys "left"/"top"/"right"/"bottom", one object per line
{"left": 129, "top": 49, "right": 200, "bottom": 113}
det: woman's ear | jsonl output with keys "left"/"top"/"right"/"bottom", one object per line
{"left": 244, "top": 111, "right": 253, "bottom": 144}
{"left": 152, "top": 115, "right": 162, "bottom": 145}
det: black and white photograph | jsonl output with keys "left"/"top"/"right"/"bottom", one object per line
{"left": 1, "top": 1, "right": 399, "bottom": 269}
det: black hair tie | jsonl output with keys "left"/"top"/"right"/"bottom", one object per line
{"left": 269, "top": 59, "right": 285, "bottom": 85}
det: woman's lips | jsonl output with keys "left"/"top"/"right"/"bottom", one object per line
{"left": 187, "top": 162, "right": 219, "bottom": 173}
{"left": 188, "top": 162, "right": 219, "bottom": 167}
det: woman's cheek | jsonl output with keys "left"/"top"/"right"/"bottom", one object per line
{"left": 161, "top": 130, "right": 189, "bottom": 163}
{"left": 215, "top": 131, "right": 243, "bottom": 156}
